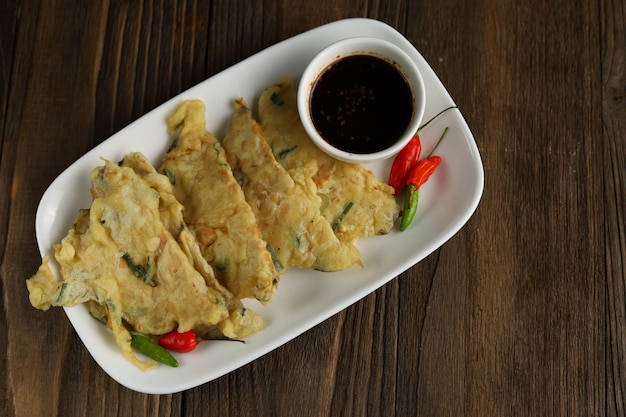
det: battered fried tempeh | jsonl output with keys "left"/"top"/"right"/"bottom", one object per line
{"left": 119, "top": 152, "right": 265, "bottom": 339}
{"left": 26, "top": 160, "right": 234, "bottom": 370}
{"left": 258, "top": 78, "right": 400, "bottom": 245}
{"left": 222, "top": 98, "right": 362, "bottom": 272}
{"left": 119, "top": 152, "right": 215, "bottom": 282}
{"left": 160, "top": 100, "right": 279, "bottom": 304}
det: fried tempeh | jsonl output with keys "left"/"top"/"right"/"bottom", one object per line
{"left": 119, "top": 152, "right": 215, "bottom": 282}
{"left": 27, "top": 160, "right": 233, "bottom": 370}
{"left": 119, "top": 152, "right": 266, "bottom": 339}
{"left": 258, "top": 77, "right": 400, "bottom": 245}
{"left": 222, "top": 98, "right": 362, "bottom": 272}
{"left": 160, "top": 100, "right": 279, "bottom": 304}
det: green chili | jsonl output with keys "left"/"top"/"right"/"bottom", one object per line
{"left": 131, "top": 334, "right": 179, "bottom": 367}
{"left": 399, "top": 187, "right": 419, "bottom": 231}
{"left": 90, "top": 313, "right": 179, "bottom": 367}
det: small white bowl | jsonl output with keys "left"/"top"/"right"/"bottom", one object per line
{"left": 298, "top": 36, "right": 426, "bottom": 163}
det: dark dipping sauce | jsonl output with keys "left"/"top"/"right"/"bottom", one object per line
{"left": 310, "top": 54, "right": 414, "bottom": 154}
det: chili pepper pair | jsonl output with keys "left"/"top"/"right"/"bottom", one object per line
{"left": 130, "top": 329, "right": 198, "bottom": 368}
{"left": 90, "top": 312, "right": 199, "bottom": 367}
{"left": 131, "top": 334, "right": 179, "bottom": 367}
{"left": 389, "top": 127, "right": 448, "bottom": 231}
{"left": 131, "top": 330, "right": 198, "bottom": 368}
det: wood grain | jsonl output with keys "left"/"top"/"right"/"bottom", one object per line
{"left": 1, "top": 0, "right": 625, "bottom": 416}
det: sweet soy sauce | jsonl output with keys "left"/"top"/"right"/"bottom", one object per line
{"left": 310, "top": 54, "right": 414, "bottom": 154}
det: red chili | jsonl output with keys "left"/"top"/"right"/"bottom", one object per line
{"left": 388, "top": 134, "right": 421, "bottom": 195}
{"left": 406, "top": 156, "right": 442, "bottom": 189}
{"left": 158, "top": 330, "right": 198, "bottom": 353}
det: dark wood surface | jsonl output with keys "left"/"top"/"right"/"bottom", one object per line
{"left": 1, "top": 1, "right": 625, "bottom": 416}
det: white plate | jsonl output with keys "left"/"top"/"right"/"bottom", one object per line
{"left": 35, "top": 18, "right": 484, "bottom": 394}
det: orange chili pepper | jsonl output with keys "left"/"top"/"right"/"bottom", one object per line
{"left": 406, "top": 156, "right": 442, "bottom": 189}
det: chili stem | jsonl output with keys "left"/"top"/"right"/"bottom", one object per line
{"left": 427, "top": 127, "right": 449, "bottom": 158}
{"left": 417, "top": 106, "right": 457, "bottom": 133}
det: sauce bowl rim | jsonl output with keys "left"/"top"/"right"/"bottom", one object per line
{"left": 297, "top": 36, "right": 426, "bottom": 163}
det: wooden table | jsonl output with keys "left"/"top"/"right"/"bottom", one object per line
{"left": 1, "top": 1, "right": 624, "bottom": 416}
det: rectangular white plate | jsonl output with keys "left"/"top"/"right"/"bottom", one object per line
{"left": 35, "top": 18, "right": 484, "bottom": 394}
